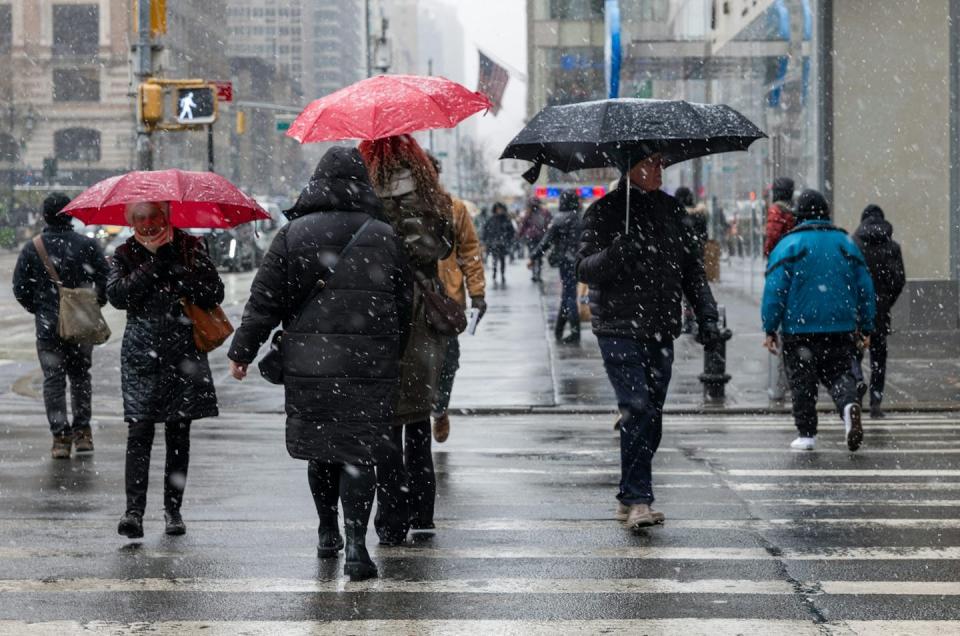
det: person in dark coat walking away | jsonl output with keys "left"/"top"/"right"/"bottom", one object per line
{"left": 676, "top": 186, "right": 709, "bottom": 334}
{"left": 12, "top": 193, "right": 109, "bottom": 459}
{"left": 762, "top": 190, "right": 876, "bottom": 452}
{"left": 518, "top": 197, "right": 552, "bottom": 282}
{"left": 359, "top": 134, "right": 454, "bottom": 545}
{"left": 530, "top": 189, "right": 582, "bottom": 343}
{"left": 577, "top": 154, "right": 721, "bottom": 532}
{"left": 108, "top": 201, "right": 224, "bottom": 539}
{"left": 853, "top": 204, "right": 905, "bottom": 419}
{"left": 763, "top": 176, "right": 796, "bottom": 258}
{"left": 228, "top": 147, "right": 411, "bottom": 581}
{"left": 483, "top": 202, "right": 515, "bottom": 285}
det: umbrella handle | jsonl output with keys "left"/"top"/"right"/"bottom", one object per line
{"left": 624, "top": 152, "right": 631, "bottom": 234}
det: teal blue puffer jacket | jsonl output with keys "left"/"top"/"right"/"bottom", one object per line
{"left": 762, "top": 220, "right": 876, "bottom": 335}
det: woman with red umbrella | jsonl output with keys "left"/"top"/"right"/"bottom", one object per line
{"left": 359, "top": 134, "right": 454, "bottom": 545}
{"left": 107, "top": 201, "right": 225, "bottom": 539}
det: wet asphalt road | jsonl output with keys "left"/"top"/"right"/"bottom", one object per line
{"left": 0, "top": 255, "right": 959, "bottom": 634}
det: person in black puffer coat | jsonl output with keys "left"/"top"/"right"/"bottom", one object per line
{"left": 108, "top": 202, "right": 224, "bottom": 540}
{"left": 13, "top": 193, "right": 109, "bottom": 459}
{"left": 530, "top": 189, "right": 582, "bottom": 343}
{"left": 853, "top": 204, "right": 906, "bottom": 418}
{"left": 577, "top": 154, "right": 720, "bottom": 532}
{"left": 228, "top": 147, "right": 413, "bottom": 581}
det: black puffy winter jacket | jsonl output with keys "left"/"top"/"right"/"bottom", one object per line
{"left": 13, "top": 224, "right": 109, "bottom": 341}
{"left": 854, "top": 212, "right": 905, "bottom": 332}
{"left": 228, "top": 147, "right": 413, "bottom": 464}
{"left": 531, "top": 210, "right": 581, "bottom": 266}
{"left": 577, "top": 180, "right": 718, "bottom": 340}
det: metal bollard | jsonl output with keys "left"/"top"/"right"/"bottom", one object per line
{"left": 699, "top": 305, "right": 733, "bottom": 404}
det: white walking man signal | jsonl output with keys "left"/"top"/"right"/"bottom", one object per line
{"left": 179, "top": 92, "right": 197, "bottom": 121}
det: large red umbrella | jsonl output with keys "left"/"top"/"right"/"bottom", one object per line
{"left": 62, "top": 169, "right": 271, "bottom": 228}
{"left": 287, "top": 74, "right": 493, "bottom": 143}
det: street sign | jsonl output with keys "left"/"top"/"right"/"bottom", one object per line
{"left": 214, "top": 81, "right": 233, "bottom": 103}
{"left": 275, "top": 114, "right": 295, "bottom": 132}
{"left": 175, "top": 85, "right": 217, "bottom": 125}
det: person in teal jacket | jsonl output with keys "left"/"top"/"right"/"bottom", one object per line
{"left": 761, "top": 189, "right": 876, "bottom": 453}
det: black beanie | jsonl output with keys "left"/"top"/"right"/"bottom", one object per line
{"left": 862, "top": 204, "right": 884, "bottom": 221}
{"left": 43, "top": 192, "right": 72, "bottom": 226}
{"left": 796, "top": 189, "right": 830, "bottom": 220}
{"left": 674, "top": 186, "right": 695, "bottom": 208}
{"left": 772, "top": 176, "right": 794, "bottom": 202}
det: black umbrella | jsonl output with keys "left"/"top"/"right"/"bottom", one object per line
{"left": 501, "top": 98, "right": 765, "bottom": 232}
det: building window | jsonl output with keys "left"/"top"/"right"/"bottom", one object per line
{"left": 52, "top": 4, "right": 99, "bottom": 57}
{"left": 54, "top": 127, "right": 101, "bottom": 162}
{"left": 0, "top": 4, "right": 11, "bottom": 54}
{"left": 0, "top": 132, "right": 18, "bottom": 162}
{"left": 549, "top": 0, "right": 604, "bottom": 20}
{"left": 53, "top": 68, "right": 100, "bottom": 102}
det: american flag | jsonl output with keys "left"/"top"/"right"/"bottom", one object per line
{"left": 478, "top": 51, "right": 509, "bottom": 116}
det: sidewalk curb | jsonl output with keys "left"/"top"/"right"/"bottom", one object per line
{"left": 448, "top": 403, "right": 960, "bottom": 417}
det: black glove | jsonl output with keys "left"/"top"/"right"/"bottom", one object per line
{"left": 166, "top": 263, "right": 191, "bottom": 296}
{"left": 696, "top": 321, "right": 724, "bottom": 345}
{"left": 471, "top": 295, "right": 487, "bottom": 320}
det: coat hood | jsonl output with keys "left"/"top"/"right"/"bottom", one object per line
{"left": 855, "top": 214, "right": 894, "bottom": 245}
{"left": 284, "top": 146, "right": 384, "bottom": 221}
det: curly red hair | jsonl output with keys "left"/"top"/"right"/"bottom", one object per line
{"left": 358, "top": 135, "right": 453, "bottom": 219}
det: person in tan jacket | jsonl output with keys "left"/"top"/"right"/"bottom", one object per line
{"left": 432, "top": 156, "right": 487, "bottom": 443}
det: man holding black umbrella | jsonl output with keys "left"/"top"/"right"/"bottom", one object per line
{"left": 577, "top": 154, "right": 722, "bottom": 531}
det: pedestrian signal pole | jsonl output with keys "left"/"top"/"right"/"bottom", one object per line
{"left": 133, "top": 0, "right": 154, "bottom": 170}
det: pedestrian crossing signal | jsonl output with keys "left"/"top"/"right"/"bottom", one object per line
{"left": 175, "top": 86, "right": 217, "bottom": 125}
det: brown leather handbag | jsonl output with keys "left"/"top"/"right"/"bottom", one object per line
{"left": 180, "top": 243, "right": 233, "bottom": 353}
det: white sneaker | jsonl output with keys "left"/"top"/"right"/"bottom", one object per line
{"left": 843, "top": 403, "right": 863, "bottom": 451}
{"left": 790, "top": 436, "right": 816, "bottom": 451}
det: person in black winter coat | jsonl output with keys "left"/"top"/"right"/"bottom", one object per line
{"left": 228, "top": 147, "right": 412, "bottom": 581}
{"left": 853, "top": 204, "right": 906, "bottom": 418}
{"left": 530, "top": 189, "right": 582, "bottom": 343}
{"left": 108, "top": 202, "right": 224, "bottom": 540}
{"left": 577, "top": 154, "right": 720, "bottom": 532}
{"left": 483, "top": 202, "right": 515, "bottom": 285}
{"left": 12, "top": 193, "right": 109, "bottom": 459}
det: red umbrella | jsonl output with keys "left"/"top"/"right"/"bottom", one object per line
{"left": 62, "top": 169, "right": 271, "bottom": 228}
{"left": 287, "top": 74, "right": 493, "bottom": 143}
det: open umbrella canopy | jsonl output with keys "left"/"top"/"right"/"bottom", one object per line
{"left": 286, "top": 74, "right": 492, "bottom": 143}
{"left": 501, "top": 98, "right": 766, "bottom": 183}
{"left": 62, "top": 169, "right": 271, "bottom": 229}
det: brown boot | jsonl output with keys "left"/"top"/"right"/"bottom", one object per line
{"left": 650, "top": 507, "right": 666, "bottom": 524}
{"left": 625, "top": 504, "right": 659, "bottom": 530}
{"left": 51, "top": 435, "right": 72, "bottom": 459}
{"left": 615, "top": 502, "right": 629, "bottom": 522}
{"left": 432, "top": 413, "right": 450, "bottom": 443}
{"left": 73, "top": 426, "right": 94, "bottom": 454}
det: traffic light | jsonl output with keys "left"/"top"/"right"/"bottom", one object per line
{"left": 236, "top": 110, "right": 246, "bottom": 135}
{"left": 139, "top": 83, "right": 164, "bottom": 125}
{"left": 175, "top": 85, "right": 217, "bottom": 125}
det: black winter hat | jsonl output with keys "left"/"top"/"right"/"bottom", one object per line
{"left": 43, "top": 192, "right": 72, "bottom": 226}
{"left": 558, "top": 189, "right": 580, "bottom": 212}
{"left": 796, "top": 189, "right": 830, "bottom": 220}
{"left": 862, "top": 204, "right": 885, "bottom": 221}
{"left": 772, "top": 176, "right": 795, "bottom": 202}
{"left": 674, "top": 186, "right": 695, "bottom": 208}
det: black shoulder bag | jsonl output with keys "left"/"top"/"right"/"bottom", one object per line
{"left": 258, "top": 218, "right": 374, "bottom": 384}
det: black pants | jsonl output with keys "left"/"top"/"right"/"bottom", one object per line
{"left": 555, "top": 261, "right": 580, "bottom": 339}
{"left": 124, "top": 420, "right": 191, "bottom": 514}
{"left": 783, "top": 333, "right": 859, "bottom": 437}
{"left": 490, "top": 250, "right": 507, "bottom": 282}
{"left": 375, "top": 421, "right": 435, "bottom": 539}
{"left": 526, "top": 239, "right": 543, "bottom": 280}
{"left": 858, "top": 330, "right": 889, "bottom": 407}
{"left": 308, "top": 460, "right": 376, "bottom": 534}
{"left": 36, "top": 338, "right": 93, "bottom": 436}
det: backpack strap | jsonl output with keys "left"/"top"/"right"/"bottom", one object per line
{"left": 32, "top": 235, "right": 62, "bottom": 286}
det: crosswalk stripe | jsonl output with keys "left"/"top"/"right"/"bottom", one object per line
{"left": 1, "top": 577, "right": 957, "bottom": 596}
{"left": 433, "top": 447, "right": 960, "bottom": 455}
{"left": 728, "top": 469, "right": 960, "bottom": 477}
{"left": 0, "top": 619, "right": 957, "bottom": 636}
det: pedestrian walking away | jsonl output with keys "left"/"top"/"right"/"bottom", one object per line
{"left": 518, "top": 197, "right": 552, "bottom": 282}
{"left": 359, "top": 134, "right": 454, "bottom": 545}
{"left": 12, "top": 193, "right": 109, "bottom": 459}
{"left": 675, "top": 186, "right": 708, "bottom": 335}
{"left": 530, "top": 188, "right": 582, "bottom": 344}
{"left": 107, "top": 201, "right": 224, "bottom": 539}
{"left": 577, "top": 154, "right": 722, "bottom": 532}
{"left": 483, "top": 202, "right": 515, "bottom": 286}
{"left": 433, "top": 154, "right": 487, "bottom": 444}
{"left": 762, "top": 189, "right": 876, "bottom": 453}
{"left": 853, "top": 204, "right": 906, "bottom": 419}
{"left": 228, "top": 147, "right": 412, "bottom": 581}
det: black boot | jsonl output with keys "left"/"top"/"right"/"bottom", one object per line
{"left": 118, "top": 511, "right": 144, "bottom": 539}
{"left": 554, "top": 318, "right": 565, "bottom": 342}
{"left": 343, "top": 522, "right": 377, "bottom": 581}
{"left": 317, "top": 525, "right": 344, "bottom": 558}
{"left": 164, "top": 509, "right": 186, "bottom": 536}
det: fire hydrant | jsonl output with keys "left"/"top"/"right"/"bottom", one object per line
{"left": 699, "top": 305, "right": 733, "bottom": 404}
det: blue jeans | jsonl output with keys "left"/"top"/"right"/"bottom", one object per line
{"left": 555, "top": 261, "right": 579, "bottom": 337}
{"left": 597, "top": 336, "right": 674, "bottom": 505}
